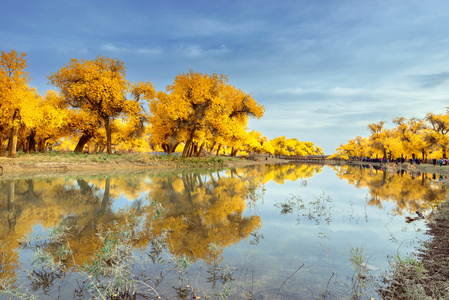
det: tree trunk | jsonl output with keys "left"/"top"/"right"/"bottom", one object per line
{"left": 188, "top": 143, "right": 196, "bottom": 157}
{"left": 168, "top": 142, "right": 179, "bottom": 156}
{"left": 216, "top": 145, "right": 221, "bottom": 156}
{"left": 104, "top": 117, "right": 112, "bottom": 155}
{"left": 182, "top": 127, "right": 197, "bottom": 157}
{"left": 162, "top": 143, "right": 169, "bottom": 153}
{"left": 74, "top": 132, "right": 94, "bottom": 153}
{"left": 0, "top": 134, "right": 3, "bottom": 157}
{"left": 196, "top": 144, "right": 204, "bottom": 157}
{"left": 38, "top": 138, "right": 49, "bottom": 153}
{"left": 182, "top": 143, "right": 189, "bottom": 157}
{"left": 209, "top": 141, "right": 216, "bottom": 152}
{"left": 8, "top": 111, "right": 19, "bottom": 158}
{"left": 27, "top": 130, "right": 37, "bottom": 153}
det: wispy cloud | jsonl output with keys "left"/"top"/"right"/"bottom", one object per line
{"left": 180, "top": 44, "right": 229, "bottom": 58}
{"left": 100, "top": 44, "right": 161, "bottom": 56}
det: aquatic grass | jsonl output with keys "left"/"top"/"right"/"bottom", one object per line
{"left": 174, "top": 254, "right": 191, "bottom": 269}
{"left": 274, "top": 192, "right": 333, "bottom": 225}
{"left": 11, "top": 203, "right": 172, "bottom": 299}
{"left": 0, "top": 278, "right": 37, "bottom": 300}
{"left": 213, "top": 283, "right": 233, "bottom": 300}
{"left": 347, "top": 244, "right": 375, "bottom": 299}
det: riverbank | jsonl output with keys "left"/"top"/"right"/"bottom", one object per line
{"left": 379, "top": 199, "right": 449, "bottom": 299}
{"left": 0, "top": 152, "right": 287, "bottom": 179}
{"left": 2, "top": 153, "right": 449, "bottom": 179}
{"left": 346, "top": 160, "right": 449, "bottom": 177}
{"left": 348, "top": 160, "right": 449, "bottom": 298}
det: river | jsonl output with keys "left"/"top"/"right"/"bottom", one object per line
{"left": 0, "top": 163, "right": 445, "bottom": 299}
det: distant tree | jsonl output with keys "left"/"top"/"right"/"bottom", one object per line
{"left": 368, "top": 121, "right": 387, "bottom": 159}
{"left": 425, "top": 111, "right": 449, "bottom": 158}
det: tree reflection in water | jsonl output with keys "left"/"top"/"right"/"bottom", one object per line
{"left": 332, "top": 165, "right": 447, "bottom": 216}
{"left": 0, "top": 168, "right": 265, "bottom": 298}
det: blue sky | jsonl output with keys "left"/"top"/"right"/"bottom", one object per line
{"left": 2, "top": 0, "right": 449, "bottom": 154}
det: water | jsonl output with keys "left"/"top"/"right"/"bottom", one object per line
{"left": 0, "top": 163, "right": 445, "bottom": 299}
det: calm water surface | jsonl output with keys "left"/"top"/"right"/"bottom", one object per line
{"left": 0, "top": 164, "right": 446, "bottom": 299}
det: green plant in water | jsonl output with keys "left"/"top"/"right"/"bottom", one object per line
{"left": 392, "top": 254, "right": 427, "bottom": 278}
{"left": 14, "top": 212, "right": 166, "bottom": 299}
{"left": 213, "top": 283, "right": 233, "bottom": 300}
{"left": 347, "top": 244, "right": 375, "bottom": 299}
{"left": 208, "top": 242, "right": 223, "bottom": 253}
{"left": 174, "top": 254, "right": 191, "bottom": 269}
{"left": 0, "top": 278, "right": 37, "bottom": 300}
{"left": 151, "top": 200, "right": 165, "bottom": 219}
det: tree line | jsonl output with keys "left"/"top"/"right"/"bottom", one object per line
{"left": 0, "top": 50, "right": 323, "bottom": 158}
{"left": 330, "top": 111, "right": 449, "bottom": 161}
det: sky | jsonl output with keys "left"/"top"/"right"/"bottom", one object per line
{"left": 2, "top": 0, "right": 449, "bottom": 154}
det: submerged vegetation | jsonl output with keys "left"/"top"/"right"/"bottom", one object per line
{"left": 3, "top": 211, "right": 172, "bottom": 299}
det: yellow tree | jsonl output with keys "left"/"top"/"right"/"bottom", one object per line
{"left": 425, "top": 111, "right": 449, "bottom": 158}
{"left": 169, "top": 71, "right": 227, "bottom": 157}
{"left": 148, "top": 91, "right": 184, "bottom": 155}
{"left": 106, "top": 80, "right": 155, "bottom": 153}
{"left": 148, "top": 70, "right": 264, "bottom": 157}
{"left": 244, "top": 130, "right": 266, "bottom": 154}
{"left": 269, "top": 136, "right": 323, "bottom": 157}
{"left": 0, "top": 50, "right": 38, "bottom": 157}
{"left": 48, "top": 56, "right": 129, "bottom": 154}
{"left": 270, "top": 136, "right": 291, "bottom": 157}
{"left": 27, "top": 90, "right": 70, "bottom": 152}
{"left": 368, "top": 121, "right": 388, "bottom": 159}
{"left": 214, "top": 85, "right": 264, "bottom": 156}
{"left": 393, "top": 117, "right": 430, "bottom": 160}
